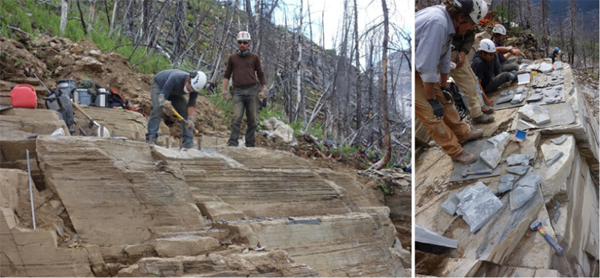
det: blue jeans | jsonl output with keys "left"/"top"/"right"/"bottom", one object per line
{"left": 227, "top": 85, "right": 259, "bottom": 147}
{"left": 146, "top": 81, "right": 193, "bottom": 147}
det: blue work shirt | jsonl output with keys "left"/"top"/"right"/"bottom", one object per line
{"left": 153, "top": 69, "right": 199, "bottom": 107}
{"left": 415, "top": 5, "right": 455, "bottom": 83}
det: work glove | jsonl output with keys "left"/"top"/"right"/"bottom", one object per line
{"left": 185, "top": 116, "right": 195, "bottom": 131}
{"left": 427, "top": 97, "right": 445, "bottom": 119}
{"left": 158, "top": 93, "right": 166, "bottom": 107}
{"left": 258, "top": 88, "right": 268, "bottom": 100}
{"left": 222, "top": 92, "right": 232, "bottom": 101}
{"left": 440, "top": 86, "right": 453, "bottom": 103}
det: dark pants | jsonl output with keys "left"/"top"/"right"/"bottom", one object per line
{"left": 484, "top": 72, "right": 511, "bottom": 94}
{"left": 227, "top": 85, "right": 259, "bottom": 147}
{"left": 146, "top": 80, "right": 193, "bottom": 147}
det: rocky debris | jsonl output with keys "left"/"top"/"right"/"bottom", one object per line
{"left": 543, "top": 86, "right": 565, "bottom": 104}
{"left": 498, "top": 174, "right": 516, "bottom": 194}
{"left": 507, "top": 152, "right": 535, "bottom": 166}
{"left": 511, "top": 90, "right": 525, "bottom": 104}
{"left": 480, "top": 132, "right": 510, "bottom": 169}
{"left": 441, "top": 192, "right": 459, "bottom": 216}
{"left": 496, "top": 90, "right": 514, "bottom": 104}
{"left": 455, "top": 182, "right": 503, "bottom": 233}
{"left": 510, "top": 173, "right": 542, "bottom": 210}
{"left": 416, "top": 56, "right": 598, "bottom": 277}
{"left": 519, "top": 104, "right": 551, "bottom": 125}
{"left": 261, "top": 117, "right": 298, "bottom": 146}
{"left": 551, "top": 135, "right": 568, "bottom": 145}
{"left": 118, "top": 249, "right": 319, "bottom": 277}
{"left": 507, "top": 165, "right": 530, "bottom": 175}
{"left": 415, "top": 225, "right": 458, "bottom": 248}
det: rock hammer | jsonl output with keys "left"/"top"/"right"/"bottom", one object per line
{"left": 171, "top": 108, "right": 199, "bottom": 135}
{"left": 462, "top": 169, "right": 493, "bottom": 178}
{"left": 530, "top": 220, "right": 564, "bottom": 255}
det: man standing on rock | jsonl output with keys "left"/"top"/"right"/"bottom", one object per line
{"left": 146, "top": 69, "right": 206, "bottom": 149}
{"left": 222, "top": 31, "right": 268, "bottom": 147}
{"left": 449, "top": 0, "right": 495, "bottom": 124}
{"left": 415, "top": 0, "right": 485, "bottom": 164}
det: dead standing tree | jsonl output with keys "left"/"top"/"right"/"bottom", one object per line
{"left": 370, "top": 0, "right": 390, "bottom": 170}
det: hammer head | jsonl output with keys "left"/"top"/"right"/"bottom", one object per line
{"left": 462, "top": 169, "right": 469, "bottom": 178}
{"left": 530, "top": 220, "right": 542, "bottom": 231}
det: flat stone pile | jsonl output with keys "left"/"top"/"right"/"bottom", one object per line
{"left": 415, "top": 60, "right": 598, "bottom": 277}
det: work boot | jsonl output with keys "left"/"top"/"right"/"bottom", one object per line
{"left": 452, "top": 150, "right": 478, "bottom": 164}
{"left": 481, "top": 105, "right": 495, "bottom": 114}
{"left": 473, "top": 114, "right": 494, "bottom": 124}
{"left": 460, "top": 129, "right": 484, "bottom": 144}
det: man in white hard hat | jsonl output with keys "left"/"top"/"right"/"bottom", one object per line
{"left": 146, "top": 69, "right": 206, "bottom": 149}
{"left": 492, "top": 24, "right": 521, "bottom": 72}
{"left": 449, "top": 0, "right": 494, "bottom": 124}
{"left": 415, "top": 0, "right": 486, "bottom": 165}
{"left": 471, "top": 39, "right": 517, "bottom": 104}
{"left": 222, "top": 31, "right": 268, "bottom": 147}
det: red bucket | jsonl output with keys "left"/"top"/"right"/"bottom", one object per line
{"left": 10, "top": 84, "right": 37, "bottom": 108}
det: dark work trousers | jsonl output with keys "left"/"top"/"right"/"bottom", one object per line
{"left": 146, "top": 81, "right": 193, "bottom": 147}
{"left": 227, "top": 85, "right": 259, "bottom": 147}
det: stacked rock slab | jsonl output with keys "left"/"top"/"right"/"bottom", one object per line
{"left": 0, "top": 132, "right": 407, "bottom": 276}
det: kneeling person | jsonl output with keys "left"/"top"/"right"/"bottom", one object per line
{"left": 146, "top": 69, "right": 207, "bottom": 148}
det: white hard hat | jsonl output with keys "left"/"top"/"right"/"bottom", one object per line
{"left": 479, "top": 39, "right": 496, "bottom": 53}
{"left": 493, "top": 24, "right": 507, "bottom": 35}
{"left": 190, "top": 71, "right": 207, "bottom": 92}
{"left": 237, "top": 31, "right": 252, "bottom": 41}
{"left": 472, "top": 0, "right": 487, "bottom": 23}
{"left": 452, "top": 0, "right": 487, "bottom": 23}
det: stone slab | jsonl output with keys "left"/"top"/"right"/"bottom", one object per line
{"left": 415, "top": 225, "right": 458, "bottom": 248}
{"left": 539, "top": 135, "right": 575, "bottom": 204}
{"left": 225, "top": 212, "right": 405, "bottom": 277}
{"left": 432, "top": 258, "right": 481, "bottom": 277}
{"left": 449, "top": 139, "right": 502, "bottom": 182}
{"left": 36, "top": 137, "right": 205, "bottom": 245}
{"left": 493, "top": 87, "right": 528, "bottom": 111}
{"left": 516, "top": 102, "right": 576, "bottom": 130}
{"left": 443, "top": 185, "right": 544, "bottom": 264}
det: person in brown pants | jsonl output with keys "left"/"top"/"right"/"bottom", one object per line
{"left": 415, "top": 0, "right": 485, "bottom": 164}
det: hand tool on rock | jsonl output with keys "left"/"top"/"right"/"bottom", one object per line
{"left": 530, "top": 220, "right": 564, "bottom": 255}
{"left": 171, "top": 107, "right": 199, "bottom": 135}
{"left": 462, "top": 169, "right": 493, "bottom": 178}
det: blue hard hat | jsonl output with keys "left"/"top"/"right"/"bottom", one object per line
{"left": 554, "top": 47, "right": 560, "bottom": 52}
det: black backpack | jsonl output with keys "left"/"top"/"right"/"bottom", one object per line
{"left": 447, "top": 82, "right": 470, "bottom": 120}
{"left": 44, "top": 89, "right": 76, "bottom": 134}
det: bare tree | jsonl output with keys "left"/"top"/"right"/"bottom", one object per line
{"left": 353, "top": 0, "right": 362, "bottom": 133}
{"left": 370, "top": 0, "right": 391, "bottom": 170}
{"left": 60, "top": 0, "right": 69, "bottom": 36}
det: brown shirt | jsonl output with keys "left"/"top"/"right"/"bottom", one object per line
{"left": 223, "top": 52, "right": 267, "bottom": 88}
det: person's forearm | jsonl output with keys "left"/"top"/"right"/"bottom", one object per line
{"left": 440, "top": 73, "right": 448, "bottom": 88}
{"left": 187, "top": 107, "right": 195, "bottom": 119}
{"left": 222, "top": 79, "right": 229, "bottom": 93}
{"left": 423, "top": 82, "right": 435, "bottom": 100}
{"left": 496, "top": 46, "right": 511, "bottom": 54}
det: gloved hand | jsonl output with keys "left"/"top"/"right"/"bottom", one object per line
{"left": 185, "top": 116, "right": 195, "bottom": 131}
{"left": 440, "top": 86, "right": 453, "bottom": 103}
{"left": 222, "top": 92, "right": 232, "bottom": 101}
{"left": 427, "top": 97, "right": 445, "bottom": 119}
{"left": 158, "top": 93, "right": 166, "bottom": 107}
{"left": 258, "top": 88, "right": 268, "bottom": 100}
